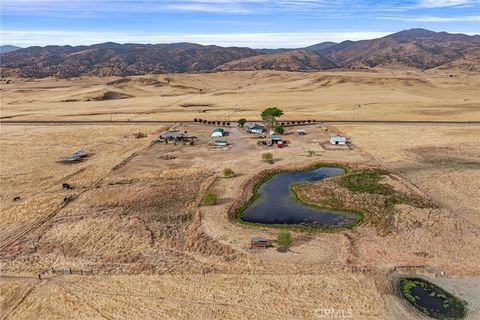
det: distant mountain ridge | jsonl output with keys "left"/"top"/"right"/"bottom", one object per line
{"left": 216, "top": 50, "right": 338, "bottom": 72}
{"left": 1, "top": 29, "right": 479, "bottom": 78}
{"left": 0, "top": 45, "right": 21, "bottom": 54}
{"left": 319, "top": 29, "right": 480, "bottom": 70}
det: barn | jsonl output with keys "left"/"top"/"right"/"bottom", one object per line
{"left": 211, "top": 128, "right": 225, "bottom": 137}
{"left": 330, "top": 136, "right": 347, "bottom": 145}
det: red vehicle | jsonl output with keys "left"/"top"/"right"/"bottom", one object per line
{"left": 277, "top": 141, "right": 284, "bottom": 148}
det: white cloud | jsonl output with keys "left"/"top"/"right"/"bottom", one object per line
{"left": 0, "top": 0, "right": 409, "bottom": 14}
{"left": 416, "top": 0, "right": 479, "bottom": 8}
{"left": 380, "top": 15, "right": 480, "bottom": 22}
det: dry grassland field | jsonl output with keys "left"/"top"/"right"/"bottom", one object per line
{"left": 1, "top": 70, "right": 480, "bottom": 320}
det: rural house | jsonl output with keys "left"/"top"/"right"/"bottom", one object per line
{"left": 246, "top": 123, "right": 264, "bottom": 134}
{"left": 270, "top": 135, "right": 283, "bottom": 144}
{"left": 330, "top": 136, "right": 347, "bottom": 145}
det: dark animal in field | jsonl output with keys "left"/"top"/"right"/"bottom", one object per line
{"left": 62, "top": 183, "right": 72, "bottom": 189}
{"left": 13, "top": 196, "right": 20, "bottom": 201}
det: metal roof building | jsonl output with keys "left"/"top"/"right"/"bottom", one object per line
{"left": 246, "top": 123, "right": 264, "bottom": 134}
{"left": 211, "top": 128, "right": 225, "bottom": 137}
{"left": 330, "top": 136, "right": 347, "bottom": 145}
{"left": 163, "top": 131, "right": 184, "bottom": 140}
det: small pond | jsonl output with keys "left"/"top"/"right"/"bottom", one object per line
{"left": 239, "top": 167, "right": 362, "bottom": 228}
{"left": 398, "top": 278, "right": 467, "bottom": 320}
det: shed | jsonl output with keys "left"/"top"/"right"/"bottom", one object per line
{"left": 59, "top": 149, "right": 88, "bottom": 162}
{"left": 247, "top": 123, "right": 264, "bottom": 134}
{"left": 214, "top": 140, "right": 228, "bottom": 146}
{"left": 211, "top": 128, "right": 225, "bottom": 137}
{"left": 250, "top": 237, "right": 271, "bottom": 249}
{"left": 330, "top": 136, "right": 347, "bottom": 145}
{"left": 270, "top": 135, "right": 283, "bottom": 144}
{"left": 163, "top": 131, "right": 184, "bottom": 140}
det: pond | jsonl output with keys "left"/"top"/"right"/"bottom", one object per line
{"left": 239, "top": 167, "right": 362, "bottom": 228}
{"left": 398, "top": 278, "right": 467, "bottom": 320}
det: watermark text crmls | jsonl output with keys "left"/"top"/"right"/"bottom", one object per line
{"left": 314, "top": 308, "right": 353, "bottom": 319}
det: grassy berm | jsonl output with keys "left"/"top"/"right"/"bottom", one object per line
{"left": 294, "top": 169, "right": 435, "bottom": 235}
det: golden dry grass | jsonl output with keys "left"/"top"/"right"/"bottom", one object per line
{"left": 1, "top": 70, "right": 480, "bottom": 319}
{"left": 2, "top": 70, "right": 479, "bottom": 121}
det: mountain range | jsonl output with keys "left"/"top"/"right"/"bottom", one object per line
{"left": 1, "top": 29, "right": 479, "bottom": 78}
{"left": 0, "top": 45, "right": 21, "bottom": 54}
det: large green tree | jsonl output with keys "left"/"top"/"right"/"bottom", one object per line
{"left": 261, "top": 107, "right": 284, "bottom": 132}
{"left": 237, "top": 118, "right": 247, "bottom": 127}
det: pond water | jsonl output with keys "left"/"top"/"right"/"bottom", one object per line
{"left": 240, "top": 167, "right": 361, "bottom": 228}
{"left": 398, "top": 278, "right": 467, "bottom": 320}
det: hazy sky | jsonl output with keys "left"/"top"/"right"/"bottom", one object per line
{"left": 1, "top": 0, "right": 479, "bottom": 48}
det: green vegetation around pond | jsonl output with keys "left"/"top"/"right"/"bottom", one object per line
{"left": 340, "top": 169, "right": 433, "bottom": 209}
{"left": 294, "top": 168, "right": 435, "bottom": 235}
{"left": 340, "top": 169, "right": 392, "bottom": 194}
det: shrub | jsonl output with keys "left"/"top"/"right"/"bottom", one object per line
{"left": 307, "top": 150, "right": 315, "bottom": 157}
{"left": 277, "top": 230, "right": 292, "bottom": 248}
{"left": 202, "top": 192, "right": 217, "bottom": 206}
{"left": 262, "top": 152, "right": 273, "bottom": 164}
{"left": 274, "top": 125, "right": 284, "bottom": 134}
{"left": 223, "top": 168, "right": 235, "bottom": 178}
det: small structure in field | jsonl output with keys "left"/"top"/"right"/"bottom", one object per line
{"left": 330, "top": 136, "right": 347, "bottom": 145}
{"left": 297, "top": 129, "right": 306, "bottom": 135}
{"left": 59, "top": 149, "right": 88, "bottom": 163}
{"left": 246, "top": 123, "right": 264, "bottom": 134}
{"left": 163, "top": 131, "right": 184, "bottom": 140}
{"left": 250, "top": 237, "right": 271, "bottom": 249}
{"left": 213, "top": 140, "right": 228, "bottom": 146}
{"left": 211, "top": 128, "right": 225, "bottom": 137}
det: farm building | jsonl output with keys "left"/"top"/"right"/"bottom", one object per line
{"left": 59, "top": 148, "right": 88, "bottom": 162}
{"left": 250, "top": 237, "right": 271, "bottom": 249}
{"left": 246, "top": 123, "right": 264, "bottom": 134}
{"left": 270, "top": 135, "right": 283, "bottom": 144}
{"left": 211, "top": 128, "right": 225, "bottom": 137}
{"left": 163, "top": 131, "right": 184, "bottom": 140}
{"left": 213, "top": 140, "right": 228, "bottom": 146}
{"left": 330, "top": 136, "right": 347, "bottom": 145}
{"left": 297, "top": 129, "right": 306, "bottom": 135}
